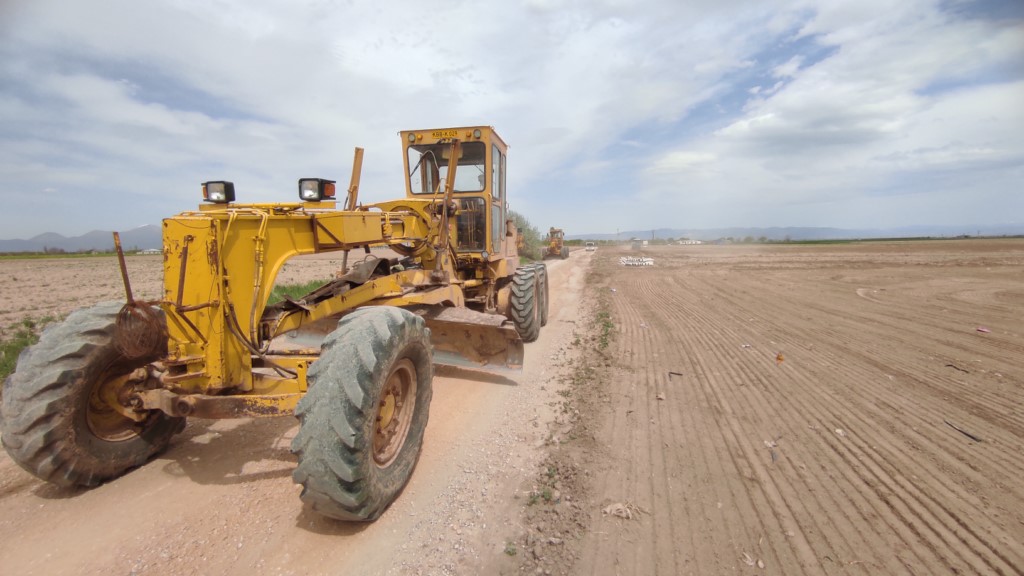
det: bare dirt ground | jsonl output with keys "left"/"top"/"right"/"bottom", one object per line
{"left": 2, "top": 239, "right": 1023, "bottom": 576}
{"left": 529, "top": 240, "right": 1023, "bottom": 576}
{"left": 0, "top": 249, "right": 591, "bottom": 575}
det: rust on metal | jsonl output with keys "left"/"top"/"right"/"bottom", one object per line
{"left": 175, "top": 235, "right": 193, "bottom": 309}
{"left": 136, "top": 389, "right": 301, "bottom": 418}
{"left": 112, "top": 231, "right": 167, "bottom": 359}
{"left": 112, "top": 232, "right": 135, "bottom": 304}
{"left": 411, "top": 305, "right": 524, "bottom": 372}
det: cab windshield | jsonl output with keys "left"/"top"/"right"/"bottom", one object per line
{"left": 408, "top": 142, "right": 487, "bottom": 194}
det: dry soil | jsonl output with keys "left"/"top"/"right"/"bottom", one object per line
{"left": 2, "top": 240, "right": 1023, "bottom": 576}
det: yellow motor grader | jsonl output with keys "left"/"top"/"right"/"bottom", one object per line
{"left": 0, "top": 126, "right": 549, "bottom": 521}
{"left": 544, "top": 227, "right": 569, "bottom": 259}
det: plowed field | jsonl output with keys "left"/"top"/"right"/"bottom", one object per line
{"left": 573, "top": 240, "right": 1024, "bottom": 575}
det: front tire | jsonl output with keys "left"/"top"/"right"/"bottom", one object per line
{"left": 509, "top": 265, "right": 541, "bottom": 343}
{"left": 1, "top": 301, "right": 183, "bottom": 487}
{"left": 291, "top": 306, "right": 433, "bottom": 521}
{"left": 532, "top": 263, "right": 549, "bottom": 327}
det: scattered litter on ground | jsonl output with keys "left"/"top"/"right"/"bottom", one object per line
{"left": 776, "top": 352, "right": 785, "bottom": 366}
{"left": 620, "top": 257, "right": 654, "bottom": 267}
{"left": 741, "top": 343, "right": 752, "bottom": 349}
{"left": 656, "top": 393, "right": 666, "bottom": 401}
{"left": 945, "top": 363, "right": 969, "bottom": 373}
{"left": 764, "top": 436, "right": 781, "bottom": 463}
{"left": 976, "top": 326, "right": 991, "bottom": 333}
{"left": 944, "top": 419, "right": 983, "bottom": 442}
{"left": 835, "top": 428, "right": 847, "bottom": 438}
{"left": 668, "top": 371, "right": 683, "bottom": 378}
{"left": 602, "top": 502, "right": 644, "bottom": 520}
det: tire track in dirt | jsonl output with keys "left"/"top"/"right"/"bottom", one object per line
{"left": 663, "top": 286, "right": 999, "bottom": 573}
{"left": 575, "top": 243, "right": 1023, "bottom": 575}
{"left": 584, "top": 272, "right": 822, "bottom": 574}
{"left": 691, "top": 270, "right": 1024, "bottom": 508}
{"left": 647, "top": 268, "right": 1024, "bottom": 569}
{"left": 636, "top": 277, "right": 866, "bottom": 574}
{"left": 688, "top": 269, "right": 1024, "bottom": 471}
{"left": 679, "top": 274, "right": 1024, "bottom": 573}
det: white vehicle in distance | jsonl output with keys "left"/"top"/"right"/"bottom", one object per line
{"left": 585, "top": 241, "right": 596, "bottom": 252}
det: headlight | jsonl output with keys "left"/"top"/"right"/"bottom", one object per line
{"left": 298, "top": 178, "right": 336, "bottom": 202}
{"left": 202, "top": 181, "right": 235, "bottom": 203}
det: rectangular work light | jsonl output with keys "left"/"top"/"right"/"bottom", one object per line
{"left": 202, "top": 181, "right": 235, "bottom": 203}
{"left": 298, "top": 178, "right": 337, "bottom": 202}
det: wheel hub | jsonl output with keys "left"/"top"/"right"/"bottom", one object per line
{"left": 87, "top": 367, "right": 150, "bottom": 441}
{"left": 372, "top": 358, "right": 417, "bottom": 468}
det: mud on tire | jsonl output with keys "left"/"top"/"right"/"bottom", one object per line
{"left": 509, "top": 265, "right": 541, "bottom": 343}
{"left": 291, "top": 306, "right": 433, "bottom": 521}
{"left": 1, "top": 301, "right": 183, "bottom": 487}
{"left": 532, "top": 263, "right": 550, "bottom": 327}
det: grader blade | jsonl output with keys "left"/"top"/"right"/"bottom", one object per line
{"left": 410, "top": 306, "right": 524, "bottom": 373}
{"left": 267, "top": 306, "right": 524, "bottom": 373}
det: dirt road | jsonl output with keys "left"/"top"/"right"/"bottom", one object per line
{"left": 0, "top": 251, "right": 591, "bottom": 575}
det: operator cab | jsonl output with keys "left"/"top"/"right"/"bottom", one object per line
{"left": 402, "top": 127, "right": 508, "bottom": 260}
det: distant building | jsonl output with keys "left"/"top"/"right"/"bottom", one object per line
{"left": 140, "top": 248, "right": 162, "bottom": 255}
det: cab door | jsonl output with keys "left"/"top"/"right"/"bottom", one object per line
{"left": 490, "top": 143, "right": 505, "bottom": 255}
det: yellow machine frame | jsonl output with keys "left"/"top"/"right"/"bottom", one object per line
{"left": 134, "top": 127, "right": 522, "bottom": 420}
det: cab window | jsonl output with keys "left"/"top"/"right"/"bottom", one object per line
{"left": 408, "top": 142, "right": 487, "bottom": 194}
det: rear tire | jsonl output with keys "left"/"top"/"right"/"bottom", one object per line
{"left": 291, "top": 306, "right": 433, "bottom": 521}
{"left": 509, "top": 266, "right": 541, "bottom": 343}
{"left": 560, "top": 246, "right": 569, "bottom": 259}
{"left": 1, "top": 301, "right": 183, "bottom": 487}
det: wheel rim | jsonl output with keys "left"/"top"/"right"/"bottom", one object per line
{"left": 86, "top": 367, "right": 145, "bottom": 442}
{"left": 373, "top": 358, "right": 417, "bottom": 468}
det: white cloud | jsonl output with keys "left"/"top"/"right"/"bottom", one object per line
{"left": 0, "top": 0, "right": 1021, "bottom": 238}
{"left": 647, "top": 151, "right": 718, "bottom": 175}
{"left": 773, "top": 55, "right": 804, "bottom": 78}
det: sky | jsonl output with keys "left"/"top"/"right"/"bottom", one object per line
{"left": 0, "top": 0, "right": 1022, "bottom": 239}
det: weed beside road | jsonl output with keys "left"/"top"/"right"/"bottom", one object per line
{"left": 0, "top": 317, "right": 55, "bottom": 382}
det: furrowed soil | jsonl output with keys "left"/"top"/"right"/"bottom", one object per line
{"left": 2, "top": 240, "right": 1023, "bottom": 576}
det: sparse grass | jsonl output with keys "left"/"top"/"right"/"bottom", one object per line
{"left": 0, "top": 316, "right": 56, "bottom": 380}
{"left": 268, "top": 279, "right": 330, "bottom": 305}
{"left": 596, "top": 309, "right": 614, "bottom": 350}
{"left": 504, "top": 541, "right": 518, "bottom": 556}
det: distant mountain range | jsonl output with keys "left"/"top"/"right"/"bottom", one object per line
{"left": 2, "top": 223, "right": 1022, "bottom": 253}
{"left": 568, "top": 224, "right": 1024, "bottom": 242}
{"left": 0, "top": 225, "right": 162, "bottom": 253}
